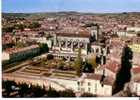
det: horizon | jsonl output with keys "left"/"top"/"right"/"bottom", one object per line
{"left": 2, "top": 11, "right": 140, "bottom": 14}
{"left": 2, "top": 0, "right": 140, "bottom": 13}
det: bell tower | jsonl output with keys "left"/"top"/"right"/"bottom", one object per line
{"left": 90, "top": 24, "right": 100, "bottom": 42}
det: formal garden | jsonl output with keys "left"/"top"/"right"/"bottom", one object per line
{"left": 30, "top": 48, "right": 98, "bottom": 77}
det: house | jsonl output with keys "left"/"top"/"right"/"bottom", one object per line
{"left": 130, "top": 67, "right": 140, "bottom": 96}
{"left": 117, "top": 30, "right": 127, "bottom": 37}
{"left": 2, "top": 33, "right": 14, "bottom": 49}
{"left": 127, "top": 27, "right": 140, "bottom": 32}
{"left": 95, "top": 60, "right": 121, "bottom": 79}
{"left": 47, "top": 73, "right": 115, "bottom": 96}
{"left": 104, "top": 61, "right": 121, "bottom": 79}
{"left": 2, "top": 52, "right": 10, "bottom": 61}
{"left": 77, "top": 73, "right": 115, "bottom": 96}
{"left": 128, "top": 37, "right": 140, "bottom": 65}
{"left": 30, "top": 37, "right": 52, "bottom": 48}
{"left": 117, "top": 27, "right": 140, "bottom": 37}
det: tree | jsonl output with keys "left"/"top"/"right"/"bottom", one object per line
{"left": 29, "top": 22, "right": 41, "bottom": 29}
{"left": 18, "top": 83, "right": 29, "bottom": 97}
{"left": 81, "top": 92, "right": 96, "bottom": 97}
{"left": 39, "top": 43, "right": 49, "bottom": 54}
{"left": 14, "top": 24, "right": 25, "bottom": 31}
{"left": 137, "top": 32, "right": 140, "bottom": 37}
{"left": 88, "top": 55, "right": 98, "bottom": 69}
{"left": 59, "top": 89, "right": 75, "bottom": 97}
{"left": 46, "top": 87, "right": 60, "bottom": 97}
{"left": 57, "top": 60, "right": 65, "bottom": 70}
{"left": 83, "top": 61, "right": 93, "bottom": 73}
{"left": 75, "top": 48, "right": 83, "bottom": 76}
{"left": 31, "top": 85, "right": 46, "bottom": 97}
{"left": 16, "top": 41, "right": 26, "bottom": 48}
{"left": 47, "top": 54, "right": 54, "bottom": 60}
{"left": 2, "top": 80, "right": 17, "bottom": 97}
{"left": 2, "top": 26, "right": 14, "bottom": 32}
{"left": 113, "top": 44, "right": 133, "bottom": 94}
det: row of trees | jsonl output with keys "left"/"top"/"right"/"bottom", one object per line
{"left": 2, "top": 80, "right": 95, "bottom": 97}
{"left": 75, "top": 49, "right": 83, "bottom": 76}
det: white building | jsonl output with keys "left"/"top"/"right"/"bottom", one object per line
{"left": 127, "top": 27, "right": 140, "bottom": 32}
{"left": 117, "top": 31, "right": 138, "bottom": 37}
{"left": 29, "top": 37, "right": 52, "bottom": 48}
{"left": 44, "top": 73, "right": 114, "bottom": 96}
{"left": 53, "top": 32, "right": 90, "bottom": 55}
{"left": 117, "top": 27, "right": 140, "bottom": 37}
{"left": 3, "top": 45, "right": 40, "bottom": 62}
{"left": 77, "top": 73, "right": 114, "bottom": 96}
{"left": 47, "top": 77, "right": 78, "bottom": 92}
{"left": 2, "top": 52, "right": 10, "bottom": 61}
{"left": 130, "top": 67, "right": 140, "bottom": 96}
{"left": 117, "top": 31, "right": 127, "bottom": 37}
{"left": 50, "top": 30, "right": 91, "bottom": 60}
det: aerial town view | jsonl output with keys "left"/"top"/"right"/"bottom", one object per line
{"left": 1, "top": 0, "right": 140, "bottom": 98}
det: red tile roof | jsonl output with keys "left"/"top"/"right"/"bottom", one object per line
{"left": 132, "top": 67, "right": 140, "bottom": 74}
{"left": 2, "top": 34, "right": 13, "bottom": 45}
{"left": 56, "top": 28, "right": 90, "bottom": 38}
{"left": 5, "top": 45, "right": 39, "bottom": 54}
{"left": 103, "top": 76, "right": 115, "bottom": 85}
{"left": 133, "top": 77, "right": 140, "bottom": 82}
{"left": 104, "top": 60, "right": 121, "bottom": 73}
{"left": 86, "top": 74, "right": 115, "bottom": 86}
{"left": 56, "top": 32, "right": 90, "bottom": 38}
{"left": 86, "top": 74, "right": 102, "bottom": 80}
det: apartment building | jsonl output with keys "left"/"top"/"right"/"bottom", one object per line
{"left": 2, "top": 45, "right": 40, "bottom": 62}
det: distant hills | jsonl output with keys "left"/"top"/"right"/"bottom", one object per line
{"left": 2, "top": 11, "right": 140, "bottom": 20}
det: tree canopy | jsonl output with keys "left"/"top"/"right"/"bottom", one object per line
{"left": 81, "top": 92, "right": 96, "bottom": 97}
{"left": 39, "top": 43, "right": 49, "bottom": 54}
{"left": 75, "top": 48, "right": 83, "bottom": 76}
{"left": 88, "top": 55, "right": 98, "bottom": 69}
{"left": 113, "top": 45, "right": 133, "bottom": 94}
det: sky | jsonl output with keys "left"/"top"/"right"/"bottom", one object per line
{"left": 2, "top": 0, "right": 140, "bottom": 13}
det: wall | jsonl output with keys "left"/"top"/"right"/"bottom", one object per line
{"left": 2, "top": 52, "right": 10, "bottom": 61}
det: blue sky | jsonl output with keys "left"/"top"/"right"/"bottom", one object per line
{"left": 2, "top": 0, "right": 140, "bottom": 13}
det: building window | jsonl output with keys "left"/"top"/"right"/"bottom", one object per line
{"left": 88, "top": 88, "right": 91, "bottom": 92}
{"left": 78, "top": 87, "right": 80, "bottom": 91}
{"left": 88, "top": 82, "right": 91, "bottom": 86}
{"left": 95, "top": 83, "right": 97, "bottom": 93}
{"left": 81, "top": 88, "right": 85, "bottom": 92}
{"left": 81, "top": 82, "right": 84, "bottom": 86}
{"left": 96, "top": 48, "right": 99, "bottom": 53}
{"left": 77, "top": 81, "right": 80, "bottom": 85}
{"left": 92, "top": 49, "right": 94, "bottom": 53}
{"left": 101, "top": 83, "right": 104, "bottom": 87}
